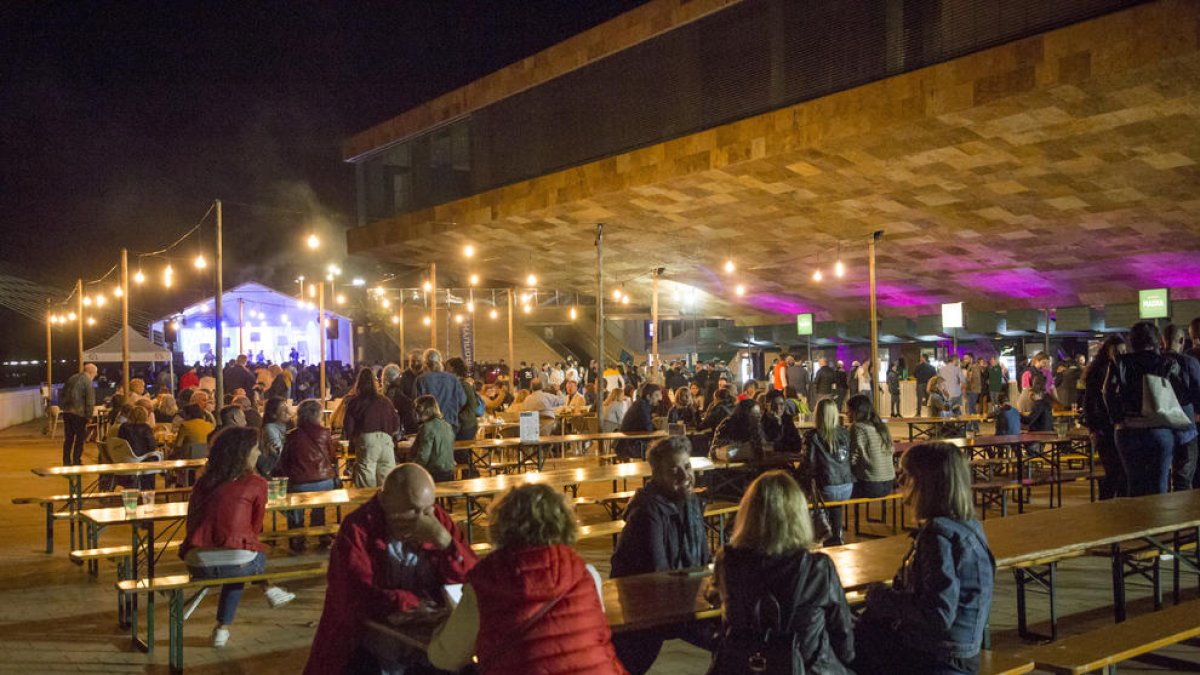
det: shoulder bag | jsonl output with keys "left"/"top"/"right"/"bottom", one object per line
{"left": 708, "top": 585, "right": 806, "bottom": 674}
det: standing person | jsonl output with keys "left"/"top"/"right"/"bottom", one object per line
{"left": 59, "top": 363, "right": 97, "bottom": 465}
{"left": 1080, "top": 336, "right": 1123, "bottom": 494}
{"left": 985, "top": 356, "right": 1008, "bottom": 414}
{"left": 847, "top": 394, "right": 896, "bottom": 498}
{"left": 180, "top": 427, "right": 295, "bottom": 648}
{"left": 616, "top": 383, "right": 662, "bottom": 461}
{"left": 179, "top": 365, "right": 200, "bottom": 391}
{"left": 1162, "top": 325, "right": 1200, "bottom": 490}
{"left": 834, "top": 361, "right": 849, "bottom": 410}
{"left": 938, "top": 355, "right": 966, "bottom": 413}
{"left": 855, "top": 442, "right": 995, "bottom": 674}
{"left": 886, "top": 361, "right": 902, "bottom": 417}
{"left": 276, "top": 399, "right": 338, "bottom": 552}
{"left": 962, "top": 353, "right": 982, "bottom": 416}
{"left": 855, "top": 361, "right": 873, "bottom": 403}
{"left": 772, "top": 356, "right": 789, "bottom": 391}
{"left": 416, "top": 349, "right": 466, "bottom": 436}
{"left": 445, "top": 357, "right": 479, "bottom": 442}
{"left": 1104, "top": 321, "right": 1192, "bottom": 496}
{"left": 785, "top": 355, "right": 809, "bottom": 404}
{"left": 304, "top": 464, "right": 476, "bottom": 675}
{"left": 344, "top": 368, "right": 401, "bottom": 488}
{"left": 811, "top": 357, "right": 837, "bottom": 404}
{"left": 1059, "top": 355, "right": 1085, "bottom": 409}
{"left": 710, "top": 471, "right": 855, "bottom": 674}
{"left": 800, "top": 398, "right": 853, "bottom": 546}
{"left": 428, "top": 483, "right": 625, "bottom": 675}
{"left": 396, "top": 350, "right": 424, "bottom": 402}
{"left": 411, "top": 396, "right": 456, "bottom": 482}
{"left": 913, "top": 355, "right": 936, "bottom": 416}
{"left": 610, "top": 437, "right": 710, "bottom": 674}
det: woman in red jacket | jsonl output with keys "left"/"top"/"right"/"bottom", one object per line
{"left": 274, "top": 398, "right": 339, "bottom": 552}
{"left": 428, "top": 483, "right": 626, "bottom": 675}
{"left": 181, "top": 426, "right": 295, "bottom": 648}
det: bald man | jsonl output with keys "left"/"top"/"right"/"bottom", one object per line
{"left": 60, "top": 363, "right": 98, "bottom": 465}
{"left": 305, "top": 465, "right": 476, "bottom": 675}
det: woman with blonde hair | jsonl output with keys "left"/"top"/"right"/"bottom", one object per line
{"left": 429, "top": 484, "right": 625, "bottom": 674}
{"left": 855, "top": 443, "right": 994, "bottom": 674}
{"left": 601, "top": 386, "right": 629, "bottom": 432}
{"left": 710, "top": 470, "right": 854, "bottom": 673}
{"left": 799, "top": 398, "right": 852, "bottom": 546}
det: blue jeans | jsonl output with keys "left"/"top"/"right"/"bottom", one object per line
{"left": 188, "top": 551, "right": 266, "bottom": 625}
{"left": 822, "top": 483, "right": 854, "bottom": 546}
{"left": 1116, "top": 428, "right": 1175, "bottom": 496}
{"left": 965, "top": 392, "right": 979, "bottom": 415}
{"left": 286, "top": 478, "right": 336, "bottom": 530}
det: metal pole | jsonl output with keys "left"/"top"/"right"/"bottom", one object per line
{"left": 76, "top": 279, "right": 84, "bottom": 372}
{"left": 319, "top": 281, "right": 326, "bottom": 401}
{"left": 121, "top": 248, "right": 130, "bottom": 397}
{"left": 1044, "top": 308, "right": 1051, "bottom": 357}
{"left": 45, "top": 303, "right": 52, "bottom": 389}
{"left": 651, "top": 268, "right": 660, "bottom": 372}
{"left": 868, "top": 231, "right": 881, "bottom": 415}
{"left": 399, "top": 303, "right": 406, "bottom": 362}
{"left": 238, "top": 298, "right": 244, "bottom": 355}
{"left": 595, "top": 224, "right": 605, "bottom": 426}
{"left": 430, "top": 263, "right": 438, "bottom": 350}
{"left": 507, "top": 289, "right": 515, "bottom": 376}
{"left": 215, "top": 199, "right": 225, "bottom": 406}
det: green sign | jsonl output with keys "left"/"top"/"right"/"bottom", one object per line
{"left": 796, "top": 313, "right": 813, "bottom": 336}
{"left": 1139, "top": 288, "right": 1170, "bottom": 319}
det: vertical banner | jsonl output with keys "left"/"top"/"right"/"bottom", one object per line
{"left": 459, "top": 314, "right": 476, "bottom": 365}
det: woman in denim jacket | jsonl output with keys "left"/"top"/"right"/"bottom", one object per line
{"left": 855, "top": 442, "right": 995, "bottom": 674}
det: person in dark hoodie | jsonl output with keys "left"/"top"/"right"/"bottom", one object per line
{"left": 616, "top": 383, "right": 662, "bottom": 461}
{"left": 712, "top": 398, "right": 766, "bottom": 462}
{"left": 992, "top": 393, "right": 1021, "bottom": 436}
{"left": 610, "top": 436, "right": 711, "bottom": 674}
{"left": 1021, "top": 388, "right": 1054, "bottom": 433}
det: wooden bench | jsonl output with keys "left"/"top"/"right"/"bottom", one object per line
{"left": 826, "top": 493, "right": 906, "bottom": 536}
{"left": 117, "top": 564, "right": 328, "bottom": 672}
{"left": 1018, "top": 599, "right": 1200, "bottom": 674}
{"left": 978, "top": 650, "right": 1035, "bottom": 675}
{"left": 14, "top": 487, "right": 192, "bottom": 553}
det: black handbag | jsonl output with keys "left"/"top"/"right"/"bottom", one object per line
{"left": 807, "top": 481, "right": 833, "bottom": 544}
{"left": 708, "top": 594, "right": 804, "bottom": 675}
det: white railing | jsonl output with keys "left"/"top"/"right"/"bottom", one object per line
{"left": 0, "top": 386, "right": 45, "bottom": 431}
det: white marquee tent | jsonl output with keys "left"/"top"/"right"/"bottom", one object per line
{"left": 84, "top": 328, "right": 173, "bottom": 363}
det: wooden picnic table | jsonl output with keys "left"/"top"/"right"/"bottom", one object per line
{"left": 890, "top": 415, "right": 987, "bottom": 441}
{"left": 449, "top": 430, "right": 668, "bottom": 473}
{"left": 603, "top": 490, "right": 1200, "bottom": 639}
{"left": 33, "top": 459, "right": 209, "bottom": 552}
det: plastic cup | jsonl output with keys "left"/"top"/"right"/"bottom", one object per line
{"left": 140, "top": 489, "right": 156, "bottom": 506}
{"left": 122, "top": 489, "right": 139, "bottom": 514}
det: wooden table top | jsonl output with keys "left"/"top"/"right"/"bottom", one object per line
{"left": 78, "top": 487, "right": 378, "bottom": 526}
{"left": 891, "top": 415, "right": 988, "bottom": 424}
{"left": 33, "top": 458, "right": 208, "bottom": 478}
{"left": 451, "top": 430, "right": 667, "bottom": 451}
{"left": 432, "top": 457, "right": 725, "bottom": 498}
{"left": 894, "top": 432, "right": 1074, "bottom": 454}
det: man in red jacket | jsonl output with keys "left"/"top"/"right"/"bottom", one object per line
{"left": 304, "top": 464, "right": 477, "bottom": 674}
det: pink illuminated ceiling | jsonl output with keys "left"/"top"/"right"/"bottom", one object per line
{"left": 348, "top": 2, "right": 1200, "bottom": 323}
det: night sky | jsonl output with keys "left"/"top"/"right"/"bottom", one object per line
{"left": 0, "top": 1, "right": 646, "bottom": 358}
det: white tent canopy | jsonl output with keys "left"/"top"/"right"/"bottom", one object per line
{"left": 84, "top": 328, "right": 172, "bottom": 363}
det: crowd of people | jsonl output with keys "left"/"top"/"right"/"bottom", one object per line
{"left": 46, "top": 315, "right": 1200, "bottom": 674}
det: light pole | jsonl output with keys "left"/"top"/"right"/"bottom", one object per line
{"left": 75, "top": 279, "right": 84, "bottom": 371}
{"left": 868, "top": 231, "right": 882, "bottom": 415}
{"left": 215, "top": 199, "right": 225, "bottom": 406}
{"left": 595, "top": 223, "right": 605, "bottom": 427}
{"left": 430, "top": 263, "right": 438, "bottom": 350}
{"left": 120, "top": 248, "right": 130, "bottom": 397}
{"left": 318, "top": 281, "right": 326, "bottom": 401}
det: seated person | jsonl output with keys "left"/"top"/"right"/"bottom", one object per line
{"left": 304, "top": 464, "right": 477, "bottom": 675}
{"left": 761, "top": 389, "right": 803, "bottom": 454}
{"left": 520, "top": 378, "right": 565, "bottom": 435}
{"left": 231, "top": 394, "right": 262, "bottom": 428}
{"left": 926, "top": 376, "right": 954, "bottom": 417}
{"left": 610, "top": 436, "right": 711, "bottom": 674}
{"left": 429, "top": 484, "right": 623, "bottom": 674}
{"left": 259, "top": 397, "right": 290, "bottom": 476}
{"left": 561, "top": 378, "right": 588, "bottom": 412}
{"left": 181, "top": 427, "right": 295, "bottom": 648}
{"left": 172, "top": 403, "right": 215, "bottom": 457}
{"left": 699, "top": 388, "right": 735, "bottom": 432}
{"left": 412, "top": 395, "right": 457, "bottom": 482}
{"left": 667, "top": 386, "right": 700, "bottom": 428}
{"left": 616, "top": 383, "right": 663, "bottom": 461}
{"left": 737, "top": 379, "right": 759, "bottom": 402}
{"left": 855, "top": 443, "right": 995, "bottom": 674}
{"left": 712, "top": 398, "right": 766, "bottom": 461}
{"left": 992, "top": 394, "right": 1021, "bottom": 435}
{"left": 209, "top": 404, "right": 247, "bottom": 440}
{"left": 111, "top": 405, "right": 163, "bottom": 489}
{"left": 710, "top": 471, "right": 854, "bottom": 673}
{"left": 134, "top": 397, "right": 158, "bottom": 426}
{"left": 275, "top": 399, "right": 338, "bottom": 552}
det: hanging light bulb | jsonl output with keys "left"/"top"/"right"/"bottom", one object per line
{"left": 67, "top": 312, "right": 77, "bottom": 322}
{"left": 735, "top": 284, "right": 746, "bottom": 297}
{"left": 621, "top": 295, "right": 630, "bottom": 305}
{"left": 94, "top": 294, "right": 106, "bottom": 307}
{"left": 463, "top": 244, "right": 475, "bottom": 258}
{"left": 454, "top": 314, "right": 464, "bottom": 325}
{"left": 523, "top": 303, "right": 532, "bottom": 314}
{"left": 526, "top": 274, "right": 537, "bottom": 287}
{"left": 813, "top": 269, "right": 823, "bottom": 282}
{"left": 308, "top": 285, "right": 317, "bottom": 298}
{"left": 490, "top": 308, "right": 499, "bottom": 319}
{"left": 423, "top": 280, "right": 432, "bottom": 292}
{"left": 834, "top": 260, "right": 845, "bottom": 278}
{"left": 469, "top": 274, "right": 479, "bottom": 286}
{"left": 194, "top": 253, "right": 207, "bottom": 269}
{"left": 164, "top": 263, "right": 174, "bottom": 288}
{"left": 392, "top": 315, "right": 400, "bottom": 324}
{"left": 82, "top": 295, "right": 92, "bottom": 307}
{"left": 381, "top": 298, "right": 391, "bottom": 309}
{"left": 86, "top": 317, "right": 95, "bottom": 326}
{"left": 422, "top": 315, "right": 432, "bottom": 326}
{"left": 569, "top": 306, "right": 578, "bottom": 320}
{"left": 134, "top": 269, "right": 145, "bottom": 284}
{"left": 336, "top": 294, "right": 346, "bottom": 305}
{"left": 724, "top": 260, "right": 735, "bottom": 274}
{"left": 466, "top": 301, "right": 475, "bottom": 313}
{"left": 306, "top": 233, "right": 320, "bottom": 250}
{"left": 613, "top": 289, "right": 622, "bottom": 300}
{"left": 113, "top": 285, "right": 123, "bottom": 298}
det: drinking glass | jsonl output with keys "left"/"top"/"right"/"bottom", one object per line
{"left": 140, "top": 489, "right": 156, "bottom": 506}
{"left": 122, "top": 489, "right": 139, "bottom": 514}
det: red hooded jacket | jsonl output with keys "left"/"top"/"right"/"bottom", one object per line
{"left": 303, "top": 497, "right": 476, "bottom": 675}
{"left": 470, "top": 544, "right": 626, "bottom": 675}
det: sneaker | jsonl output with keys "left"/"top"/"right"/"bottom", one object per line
{"left": 264, "top": 586, "right": 295, "bottom": 608}
{"left": 211, "top": 626, "right": 230, "bottom": 648}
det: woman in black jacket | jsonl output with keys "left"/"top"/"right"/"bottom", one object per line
{"left": 712, "top": 399, "right": 766, "bottom": 461}
{"left": 667, "top": 386, "right": 701, "bottom": 428}
{"left": 709, "top": 470, "right": 854, "bottom": 674}
{"left": 800, "top": 398, "right": 853, "bottom": 546}
{"left": 699, "top": 388, "right": 735, "bottom": 432}
{"left": 1081, "top": 335, "right": 1126, "bottom": 499}
{"left": 761, "top": 389, "right": 803, "bottom": 454}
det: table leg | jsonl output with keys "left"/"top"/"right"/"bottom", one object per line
{"left": 464, "top": 498, "right": 474, "bottom": 544}
{"left": 1112, "top": 542, "right": 1126, "bottom": 623}
{"left": 44, "top": 503, "right": 54, "bottom": 554}
{"left": 69, "top": 475, "right": 82, "bottom": 552}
